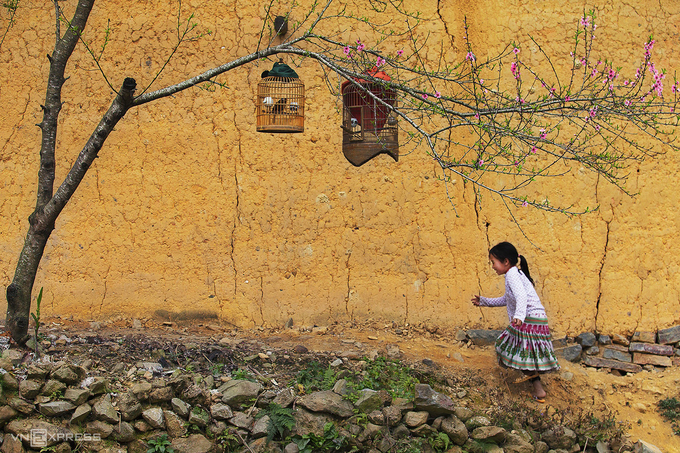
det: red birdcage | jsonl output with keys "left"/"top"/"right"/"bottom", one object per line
{"left": 341, "top": 68, "right": 398, "bottom": 166}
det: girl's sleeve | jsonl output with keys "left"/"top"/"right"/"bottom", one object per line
{"left": 506, "top": 270, "right": 528, "bottom": 321}
{"left": 479, "top": 295, "right": 507, "bottom": 307}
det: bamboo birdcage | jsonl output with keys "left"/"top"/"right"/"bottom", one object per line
{"left": 256, "top": 76, "right": 305, "bottom": 133}
{"left": 341, "top": 70, "right": 398, "bottom": 167}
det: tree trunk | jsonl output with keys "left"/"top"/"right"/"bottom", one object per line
{"left": 6, "top": 77, "right": 137, "bottom": 343}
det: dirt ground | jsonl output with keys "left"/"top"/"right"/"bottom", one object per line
{"left": 30, "top": 317, "right": 680, "bottom": 452}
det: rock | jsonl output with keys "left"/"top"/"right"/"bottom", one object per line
{"left": 467, "top": 330, "right": 502, "bottom": 346}
{"left": 357, "top": 423, "right": 383, "bottom": 443}
{"left": 5, "top": 419, "right": 73, "bottom": 448}
{"left": 188, "top": 407, "right": 210, "bottom": 428}
{"left": 171, "top": 397, "right": 191, "bottom": 418}
{"left": 657, "top": 325, "right": 680, "bottom": 345}
{"left": 631, "top": 331, "right": 656, "bottom": 344}
{"left": 597, "top": 334, "right": 612, "bottom": 345}
{"left": 0, "top": 405, "right": 18, "bottom": 423}
{"left": 471, "top": 426, "right": 506, "bottom": 443}
{"left": 116, "top": 393, "right": 142, "bottom": 421}
{"left": 19, "top": 380, "right": 42, "bottom": 399}
{"left": 453, "top": 406, "right": 473, "bottom": 422}
{"left": 464, "top": 415, "right": 491, "bottom": 431}
{"left": 555, "top": 345, "right": 582, "bottom": 362}
{"left": 109, "top": 421, "right": 135, "bottom": 443}
{"left": 51, "top": 365, "right": 79, "bottom": 385}
{"left": 211, "top": 403, "right": 234, "bottom": 420}
{"left": 131, "top": 382, "right": 153, "bottom": 400}
{"left": 412, "top": 423, "right": 437, "bottom": 437}
{"left": 583, "top": 356, "right": 643, "bottom": 373}
{"left": 219, "top": 379, "right": 262, "bottom": 408}
{"left": 440, "top": 415, "right": 468, "bottom": 446}
{"left": 293, "top": 408, "right": 332, "bottom": 437}
{"left": 149, "top": 386, "right": 175, "bottom": 403}
{"left": 576, "top": 332, "right": 597, "bottom": 348}
{"left": 382, "top": 405, "right": 403, "bottom": 426}
{"left": 404, "top": 411, "right": 429, "bottom": 427}
{"left": 63, "top": 388, "right": 90, "bottom": 406}
{"left": 504, "top": 432, "right": 534, "bottom": 453}
{"left": 252, "top": 414, "right": 270, "bottom": 438}
{"left": 298, "top": 390, "right": 354, "bottom": 418}
{"left": 386, "top": 344, "right": 401, "bottom": 358}
{"left": 414, "top": 384, "right": 455, "bottom": 416}
{"left": 629, "top": 342, "right": 674, "bottom": 356}
{"left": 632, "top": 353, "right": 672, "bottom": 367}
{"left": 1, "top": 435, "right": 25, "bottom": 453}
{"left": 634, "top": 440, "right": 663, "bottom": 453}
{"left": 142, "top": 407, "right": 165, "bottom": 429}
{"left": 368, "top": 410, "right": 385, "bottom": 425}
{"left": 70, "top": 403, "right": 91, "bottom": 424}
{"left": 86, "top": 420, "right": 114, "bottom": 438}
{"left": 39, "top": 401, "right": 76, "bottom": 417}
{"left": 41, "top": 380, "right": 67, "bottom": 396}
{"left": 541, "top": 426, "right": 577, "bottom": 449}
{"left": 602, "top": 348, "right": 632, "bottom": 363}
{"left": 181, "top": 384, "right": 209, "bottom": 406}
{"left": 84, "top": 377, "right": 109, "bottom": 395}
{"left": 354, "top": 389, "right": 383, "bottom": 413}
{"left": 7, "top": 397, "right": 34, "bottom": 415}
{"left": 92, "top": 396, "right": 119, "bottom": 424}
{"left": 164, "top": 410, "right": 187, "bottom": 438}
{"left": 272, "top": 388, "right": 296, "bottom": 408}
{"left": 612, "top": 334, "right": 630, "bottom": 346}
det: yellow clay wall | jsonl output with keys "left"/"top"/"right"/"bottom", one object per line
{"left": 1, "top": 0, "right": 679, "bottom": 337}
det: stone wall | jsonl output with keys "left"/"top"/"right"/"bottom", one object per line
{"left": 1, "top": 0, "right": 680, "bottom": 337}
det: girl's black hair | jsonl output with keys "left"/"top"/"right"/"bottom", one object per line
{"left": 489, "top": 241, "right": 535, "bottom": 286}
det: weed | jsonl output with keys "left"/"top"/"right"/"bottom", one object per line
{"left": 147, "top": 434, "right": 174, "bottom": 453}
{"left": 255, "top": 403, "right": 296, "bottom": 443}
{"left": 293, "top": 422, "right": 357, "bottom": 452}
{"left": 346, "top": 356, "right": 418, "bottom": 400}
{"left": 231, "top": 368, "right": 257, "bottom": 382}
{"left": 428, "top": 431, "right": 450, "bottom": 452}
{"left": 216, "top": 429, "right": 240, "bottom": 452}
{"left": 658, "top": 397, "right": 680, "bottom": 435}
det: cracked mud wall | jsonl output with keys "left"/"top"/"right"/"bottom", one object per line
{"left": 1, "top": 0, "right": 679, "bottom": 337}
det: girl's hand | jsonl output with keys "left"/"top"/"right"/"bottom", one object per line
{"left": 471, "top": 295, "right": 481, "bottom": 306}
{"left": 512, "top": 318, "right": 523, "bottom": 327}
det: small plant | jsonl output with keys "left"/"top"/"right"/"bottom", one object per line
{"left": 293, "top": 422, "right": 356, "bottom": 452}
{"left": 658, "top": 397, "right": 680, "bottom": 435}
{"left": 147, "top": 434, "right": 174, "bottom": 453}
{"left": 30, "top": 287, "right": 43, "bottom": 358}
{"left": 428, "top": 431, "right": 450, "bottom": 452}
{"left": 216, "top": 429, "right": 240, "bottom": 452}
{"left": 231, "top": 368, "right": 256, "bottom": 382}
{"left": 256, "top": 403, "right": 296, "bottom": 443}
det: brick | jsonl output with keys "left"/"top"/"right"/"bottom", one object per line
{"left": 657, "top": 325, "right": 680, "bottom": 345}
{"left": 631, "top": 331, "right": 656, "bottom": 344}
{"left": 632, "top": 353, "right": 672, "bottom": 367}
{"left": 603, "top": 348, "right": 632, "bottom": 363}
{"left": 629, "top": 342, "right": 674, "bottom": 356}
{"left": 583, "top": 356, "right": 642, "bottom": 373}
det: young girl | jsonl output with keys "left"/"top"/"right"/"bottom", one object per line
{"left": 471, "top": 242, "right": 560, "bottom": 402}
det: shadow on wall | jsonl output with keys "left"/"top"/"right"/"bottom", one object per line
{"left": 154, "top": 309, "right": 219, "bottom": 323}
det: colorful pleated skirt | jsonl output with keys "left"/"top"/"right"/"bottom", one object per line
{"left": 495, "top": 316, "right": 560, "bottom": 372}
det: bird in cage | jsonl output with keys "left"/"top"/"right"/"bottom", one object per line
{"left": 289, "top": 101, "right": 299, "bottom": 113}
{"left": 272, "top": 98, "right": 288, "bottom": 114}
{"left": 263, "top": 96, "right": 274, "bottom": 112}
